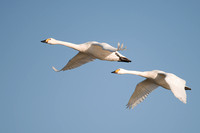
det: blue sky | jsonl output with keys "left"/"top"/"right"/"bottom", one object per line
{"left": 0, "top": 0, "right": 200, "bottom": 133}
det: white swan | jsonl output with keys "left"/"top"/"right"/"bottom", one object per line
{"left": 41, "top": 38, "right": 131, "bottom": 71}
{"left": 111, "top": 68, "right": 191, "bottom": 109}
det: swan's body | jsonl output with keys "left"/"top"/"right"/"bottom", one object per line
{"left": 41, "top": 38, "right": 131, "bottom": 71}
{"left": 112, "top": 68, "right": 191, "bottom": 109}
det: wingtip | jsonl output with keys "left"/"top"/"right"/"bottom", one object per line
{"left": 179, "top": 97, "right": 187, "bottom": 104}
{"left": 126, "top": 104, "right": 134, "bottom": 110}
{"left": 182, "top": 101, "right": 187, "bottom": 104}
{"left": 52, "top": 66, "right": 60, "bottom": 72}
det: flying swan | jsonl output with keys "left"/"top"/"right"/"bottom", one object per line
{"left": 41, "top": 38, "right": 131, "bottom": 71}
{"left": 112, "top": 68, "right": 191, "bottom": 109}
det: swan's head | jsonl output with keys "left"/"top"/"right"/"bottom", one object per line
{"left": 41, "top": 38, "right": 57, "bottom": 45}
{"left": 111, "top": 68, "right": 126, "bottom": 74}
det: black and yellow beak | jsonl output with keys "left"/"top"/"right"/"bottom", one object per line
{"left": 111, "top": 70, "right": 116, "bottom": 73}
{"left": 41, "top": 38, "right": 50, "bottom": 43}
{"left": 41, "top": 39, "right": 46, "bottom": 43}
{"left": 111, "top": 69, "right": 120, "bottom": 74}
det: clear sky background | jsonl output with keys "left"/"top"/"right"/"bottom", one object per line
{"left": 0, "top": 0, "right": 200, "bottom": 133}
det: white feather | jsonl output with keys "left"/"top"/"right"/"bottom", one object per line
{"left": 127, "top": 79, "right": 159, "bottom": 109}
{"left": 112, "top": 68, "right": 190, "bottom": 109}
{"left": 42, "top": 38, "right": 131, "bottom": 71}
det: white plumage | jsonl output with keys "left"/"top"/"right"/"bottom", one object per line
{"left": 41, "top": 38, "right": 131, "bottom": 71}
{"left": 112, "top": 68, "right": 191, "bottom": 109}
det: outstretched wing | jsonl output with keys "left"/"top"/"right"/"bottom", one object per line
{"left": 92, "top": 43, "right": 118, "bottom": 52}
{"left": 164, "top": 73, "right": 187, "bottom": 104}
{"left": 52, "top": 52, "right": 96, "bottom": 71}
{"left": 127, "top": 79, "right": 159, "bottom": 109}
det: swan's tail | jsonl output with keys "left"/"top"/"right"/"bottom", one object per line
{"left": 119, "top": 57, "right": 131, "bottom": 62}
{"left": 52, "top": 66, "right": 61, "bottom": 72}
{"left": 185, "top": 86, "right": 191, "bottom": 90}
{"left": 115, "top": 52, "right": 131, "bottom": 63}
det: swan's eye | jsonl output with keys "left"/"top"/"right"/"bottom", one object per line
{"left": 115, "top": 69, "right": 120, "bottom": 73}
{"left": 46, "top": 38, "right": 51, "bottom": 43}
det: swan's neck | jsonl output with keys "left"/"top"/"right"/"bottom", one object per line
{"left": 122, "top": 70, "right": 148, "bottom": 78}
{"left": 55, "top": 40, "right": 80, "bottom": 51}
